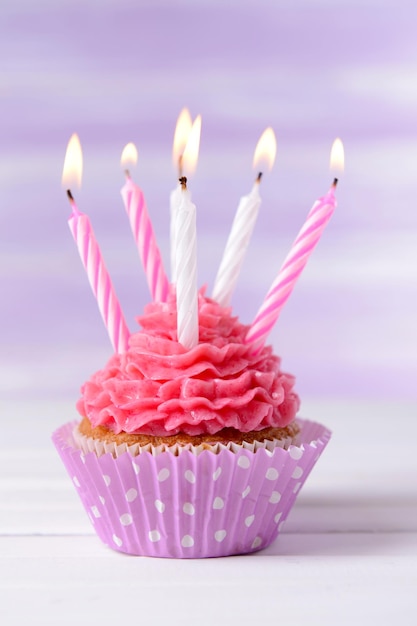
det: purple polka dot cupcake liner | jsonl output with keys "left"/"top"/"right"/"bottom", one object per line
{"left": 52, "top": 418, "right": 331, "bottom": 558}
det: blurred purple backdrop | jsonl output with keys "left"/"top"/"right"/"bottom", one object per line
{"left": 1, "top": 0, "right": 416, "bottom": 412}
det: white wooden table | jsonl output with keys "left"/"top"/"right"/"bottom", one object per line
{"left": 1, "top": 398, "right": 416, "bottom": 625}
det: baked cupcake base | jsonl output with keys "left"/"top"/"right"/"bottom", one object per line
{"left": 53, "top": 418, "right": 331, "bottom": 558}
{"left": 76, "top": 417, "right": 301, "bottom": 457}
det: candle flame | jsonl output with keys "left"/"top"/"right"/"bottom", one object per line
{"left": 62, "top": 133, "right": 83, "bottom": 189}
{"left": 120, "top": 142, "right": 138, "bottom": 168}
{"left": 253, "top": 127, "right": 277, "bottom": 173}
{"left": 330, "top": 138, "right": 344, "bottom": 174}
{"left": 182, "top": 114, "right": 201, "bottom": 176}
{"left": 172, "top": 108, "right": 193, "bottom": 168}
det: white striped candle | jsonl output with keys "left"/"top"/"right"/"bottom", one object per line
{"left": 175, "top": 178, "right": 199, "bottom": 349}
{"left": 212, "top": 128, "right": 276, "bottom": 307}
{"left": 171, "top": 108, "right": 193, "bottom": 282}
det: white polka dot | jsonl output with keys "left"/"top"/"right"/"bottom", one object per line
{"left": 274, "top": 512, "right": 282, "bottom": 523}
{"left": 125, "top": 488, "right": 138, "bottom": 502}
{"left": 252, "top": 536, "right": 262, "bottom": 549}
{"left": 112, "top": 534, "right": 123, "bottom": 547}
{"left": 213, "top": 467, "right": 222, "bottom": 481}
{"left": 213, "top": 497, "right": 224, "bottom": 510}
{"left": 103, "top": 474, "right": 111, "bottom": 486}
{"left": 154, "top": 499, "right": 165, "bottom": 513}
{"left": 292, "top": 466, "right": 303, "bottom": 479}
{"left": 237, "top": 456, "right": 250, "bottom": 469}
{"left": 99, "top": 496, "right": 105, "bottom": 505}
{"left": 310, "top": 440, "right": 317, "bottom": 448}
{"left": 157, "top": 468, "right": 170, "bottom": 482}
{"left": 120, "top": 513, "right": 133, "bottom": 526}
{"left": 91, "top": 505, "right": 101, "bottom": 518}
{"left": 265, "top": 468, "right": 279, "bottom": 481}
{"left": 214, "top": 530, "right": 227, "bottom": 542}
{"left": 149, "top": 530, "right": 161, "bottom": 543}
{"left": 293, "top": 482, "right": 302, "bottom": 493}
{"left": 185, "top": 470, "right": 196, "bottom": 483}
{"left": 245, "top": 515, "right": 255, "bottom": 527}
{"left": 278, "top": 521, "right": 285, "bottom": 532}
{"left": 269, "top": 491, "right": 281, "bottom": 504}
{"left": 242, "top": 486, "right": 251, "bottom": 499}
{"left": 289, "top": 446, "right": 304, "bottom": 460}
{"left": 132, "top": 462, "right": 140, "bottom": 475}
{"left": 183, "top": 502, "right": 195, "bottom": 515}
{"left": 73, "top": 476, "right": 80, "bottom": 487}
{"left": 181, "top": 535, "right": 194, "bottom": 548}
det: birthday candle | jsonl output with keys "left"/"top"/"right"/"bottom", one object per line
{"left": 120, "top": 143, "right": 169, "bottom": 302}
{"left": 62, "top": 134, "right": 130, "bottom": 353}
{"left": 212, "top": 128, "right": 277, "bottom": 307}
{"left": 175, "top": 178, "right": 199, "bottom": 349}
{"left": 175, "top": 118, "right": 201, "bottom": 349}
{"left": 170, "top": 109, "right": 194, "bottom": 282}
{"left": 245, "top": 139, "right": 344, "bottom": 354}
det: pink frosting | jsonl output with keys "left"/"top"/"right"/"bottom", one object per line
{"left": 76, "top": 290, "right": 300, "bottom": 436}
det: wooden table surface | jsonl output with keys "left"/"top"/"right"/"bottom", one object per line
{"left": 1, "top": 398, "right": 416, "bottom": 625}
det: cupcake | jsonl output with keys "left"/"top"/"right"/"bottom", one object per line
{"left": 53, "top": 288, "right": 331, "bottom": 558}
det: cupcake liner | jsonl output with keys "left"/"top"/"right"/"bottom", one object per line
{"left": 52, "top": 418, "right": 331, "bottom": 558}
{"left": 72, "top": 424, "right": 298, "bottom": 457}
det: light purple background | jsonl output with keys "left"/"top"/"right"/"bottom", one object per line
{"left": 1, "top": 0, "right": 416, "bottom": 415}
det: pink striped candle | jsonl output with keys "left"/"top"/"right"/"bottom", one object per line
{"left": 121, "top": 170, "right": 169, "bottom": 302}
{"left": 67, "top": 191, "right": 130, "bottom": 353}
{"left": 121, "top": 143, "right": 169, "bottom": 302}
{"left": 245, "top": 180, "right": 338, "bottom": 355}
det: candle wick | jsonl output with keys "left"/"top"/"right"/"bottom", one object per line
{"left": 256, "top": 172, "right": 263, "bottom": 184}
{"left": 66, "top": 188, "right": 79, "bottom": 213}
{"left": 124, "top": 169, "right": 131, "bottom": 179}
{"left": 179, "top": 176, "right": 187, "bottom": 190}
{"left": 332, "top": 177, "right": 338, "bottom": 187}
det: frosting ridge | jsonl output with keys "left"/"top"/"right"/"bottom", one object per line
{"left": 77, "top": 290, "right": 300, "bottom": 436}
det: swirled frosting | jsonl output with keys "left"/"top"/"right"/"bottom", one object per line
{"left": 76, "top": 290, "right": 300, "bottom": 436}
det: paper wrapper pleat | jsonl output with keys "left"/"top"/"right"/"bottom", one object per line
{"left": 52, "top": 418, "right": 331, "bottom": 558}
